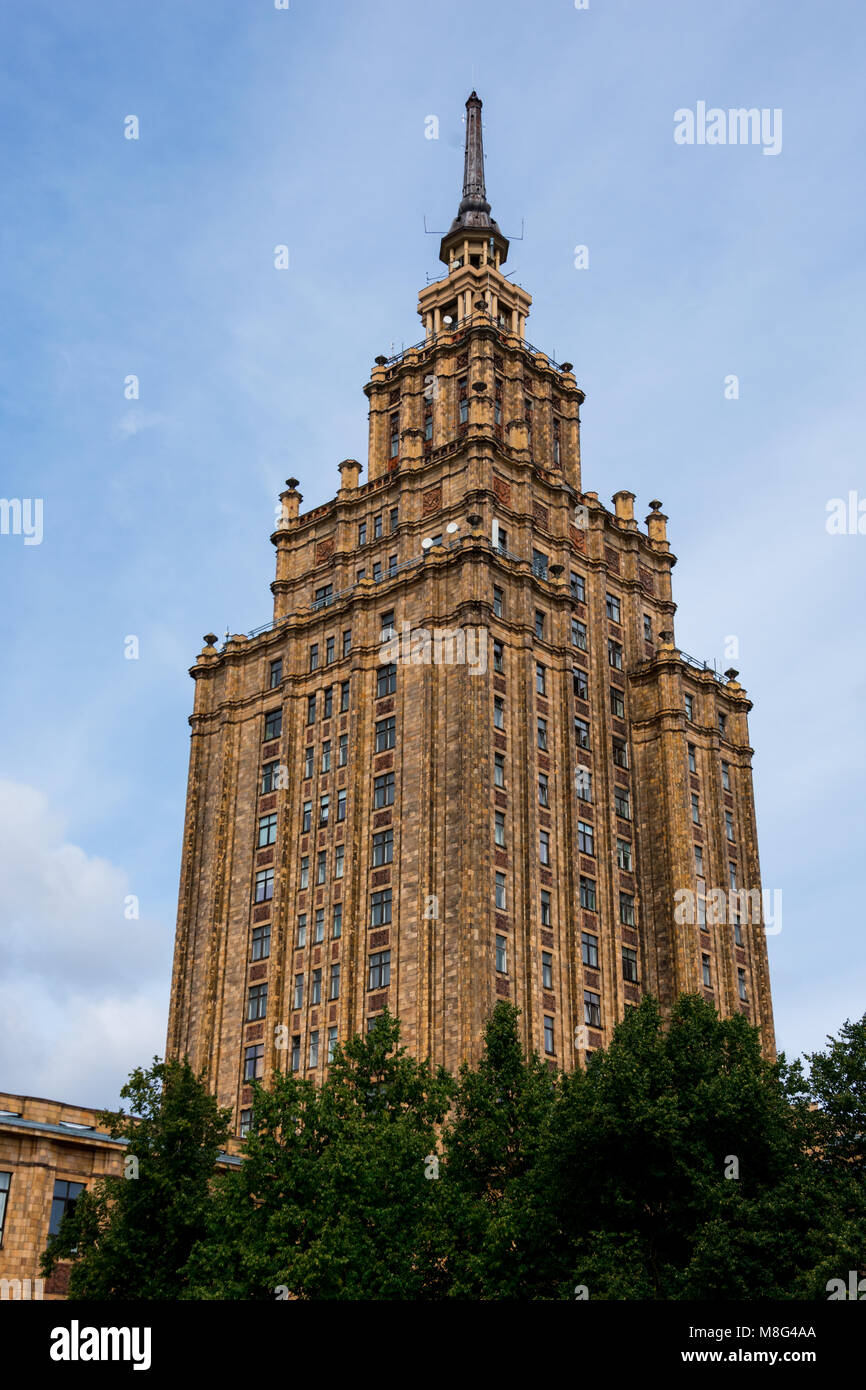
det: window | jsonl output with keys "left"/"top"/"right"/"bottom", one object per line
{"left": 374, "top": 513, "right": 383, "bottom": 540}
{"left": 264, "top": 709, "right": 282, "bottom": 742}
{"left": 321, "top": 740, "right": 331, "bottom": 773}
{"left": 373, "top": 828, "right": 394, "bottom": 865}
{"left": 733, "top": 918, "right": 744, "bottom": 947}
{"left": 616, "top": 838, "right": 632, "bottom": 872}
{"left": 299, "top": 855, "right": 309, "bottom": 890}
{"left": 303, "top": 747, "right": 313, "bottom": 780}
{"left": 330, "top": 962, "right": 341, "bottom": 1000}
{"left": 536, "top": 663, "right": 547, "bottom": 696}
{"left": 314, "top": 584, "right": 333, "bottom": 610}
{"left": 535, "top": 610, "right": 546, "bottom": 640}
{"left": 424, "top": 413, "right": 433, "bottom": 442}
{"left": 293, "top": 973, "right": 304, "bottom": 1009}
{"left": 319, "top": 793, "right": 330, "bottom": 826}
{"left": 622, "top": 947, "right": 638, "bottom": 983}
{"left": 339, "top": 791, "right": 349, "bottom": 829}
{"left": 495, "top": 872, "right": 507, "bottom": 910}
{"left": 374, "top": 772, "right": 395, "bottom": 808}
{"left": 494, "top": 811, "right": 506, "bottom": 848}
{"left": 371, "top": 889, "right": 392, "bottom": 926}
{"left": 493, "top": 586, "right": 504, "bottom": 618}
{"left": 614, "top": 789, "right": 631, "bottom": 821}
{"left": 258, "top": 813, "right": 277, "bottom": 847}
{"left": 495, "top": 525, "right": 508, "bottom": 553}
{"left": 493, "top": 640, "right": 504, "bottom": 673}
{"left": 576, "top": 770, "right": 592, "bottom": 803}
{"left": 358, "top": 521, "right": 367, "bottom": 546}
{"left": 691, "top": 794, "right": 700, "bottom": 825}
{"left": 620, "top": 892, "right": 636, "bottom": 926}
{"left": 376, "top": 716, "right": 396, "bottom": 752}
{"left": 544, "top": 1016, "right": 555, "bottom": 1055}
{"left": 369, "top": 950, "right": 391, "bottom": 989}
{"left": 570, "top": 572, "right": 586, "bottom": 603}
{"left": 388, "top": 553, "right": 398, "bottom": 576}
{"left": 458, "top": 380, "right": 468, "bottom": 425}
{"left": 49, "top": 1180, "right": 85, "bottom": 1237}
{"left": 323, "top": 687, "right": 333, "bottom": 719}
{"left": 340, "top": 680, "right": 350, "bottom": 712}
{"left": 251, "top": 923, "right": 271, "bottom": 961}
{"left": 542, "top": 951, "right": 553, "bottom": 989}
{"left": 380, "top": 610, "right": 396, "bottom": 642}
{"left": 494, "top": 753, "right": 505, "bottom": 788}
{"left": 261, "top": 760, "right": 280, "bottom": 793}
{"left": 575, "top": 716, "right": 590, "bottom": 749}
{"left": 702, "top": 954, "right": 712, "bottom": 988}
{"left": 605, "top": 593, "right": 621, "bottom": 623}
{"left": 643, "top": 615, "right": 652, "bottom": 642}
{"left": 581, "top": 932, "right": 599, "bottom": 969}
{"left": 688, "top": 744, "right": 697, "bottom": 774}
{"left": 244, "top": 1045, "right": 264, "bottom": 1081}
{"left": 306, "top": 694, "right": 316, "bottom": 726}
{"left": 607, "top": 640, "right": 623, "bottom": 670}
{"left": 247, "top": 983, "right": 268, "bottom": 1021}
{"left": 610, "top": 687, "right": 625, "bottom": 719}
{"left": 291, "top": 1036, "right": 301, "bottom": 1072}
{"left": 333, "top": 903, "right": 342, "bottom": 938}
{"left": 532, "top": 549, "right": 549, "bottom": 580}
{"left": 309, "top": 643, "right": 319, "bottom": 672}
{"left": 729, "top": 861, "right": 737, "bottom": 891}
{"left": 338, "top": 733, "right": 348, "bottom": 767}
{"left": 721, "top": 761, "right": 731, "bottom": 791}
{"left": 540, "top": 830, "right": 550, "bottom": 865}
{"left": 343, "top": 629, "right": 352, "bottom": 657}
{"left": 613, "top": 738, "right": 628, "bottom": 769}
{"left": 584, "top": 991, "right": 601, "bottom": 1028}
{"left": 326, "top": 636, "right": 335, "bottom": 665}
{"left": 239, "top": 1109, "right": 252, "bottom": 1139}
{"left": 309, "top": 1030, "right": 320, "bottom": 1067}
{"left": 538, "top": 773, "right": 549, "bottom": 807}
{"left": 537, "top": 717, "right": 548, "bottom": 751}
{"left": 311, "top": 968, "right": 322, "bottom": 1005}
{"left": 334, "top": 844, "right": 344, "bottom": 879}
{"left": 495, "top": 934, "right": 508, "bottom": 973}
{"left": 578, "top": 820, "right": 594, "bottom": 855}
{"left": 327, "top": 1026, "right": 338, "bottom": 1063}
{"left": 571, "top": 618, "right": 587, "bottom": 650}
{"left": 297, "top": 914, "right": 307, "bottom": 947}
{"left": 737, "top": 968, "right": 748, "bottom": 1002}
{"left": 494, "top": 696, "right": 504, "bottom": 730}
{"left": 316, "top": 850, "right": 327, "bottom": 885}
{"left": 540, "top": 890, "right": 551, "bottom": 925}
{"left": 718, "top": 712, "right": 727, "bottom": 736}
{"left": 695, "top": 845, "right": 704, "bottom": 876}
{"left": 254, "top": 868, "right": 274, "bottom": 903}
{"left": 377, "top": 664, "right": 397, "bottom": 698}
{"left": 725, "top": 810, "right": 735, "bottom": 842}
{"left": 685, "top": 694, "right": 694, "bottom": 720}
{"left": 269, "top": 659, "right": 283, "bottom": 689}
{"left": 580, "top": 876, "right": 596, "bottom": 912}
{"left": 390, "top": 506, "right": 399, "bottom": 532}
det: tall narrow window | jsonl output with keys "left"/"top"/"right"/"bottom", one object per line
{"left": 610, "top": 687, "right": 625, "bottom": 718}
{"left": 495, "top": 934, "right": 508, "bottom": 974}
{"left": 269, "top": 659, "right": 282, "bottom": 689}
{"left": 702, "top": 955, "right": 712, "bottom": 988}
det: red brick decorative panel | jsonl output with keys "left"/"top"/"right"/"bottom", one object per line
{"left": 291, "top": 1014, "right": 300, "bottom": 1031}
{"left": 724, "top": 792, "right": 734, "bottom": 809}
{"left": 572, "top": 652, "right": 588, "bottom": 670}
{"left": 540, "top": 869, "right": 552, "bottom": 887}
{"left": 246, "top": 1024, "right": 264, "bottom": 1042}
{"left": 253, "top": 905, "right": 271, "bottom": 923}
{"left": 262, "top": 740, "right": 280, "bottom": 760}
{"left": 297, "top": 892, "right": 307, "bottom": 908}
{"left": 579, "top": 856, "right": 595, "bottom": 875}
{"left": 301, "top": 836, "right": 309, "bottom": 852}
{"left": 624, "top": 985, "right": 640, "bottom": 1003}
{"left": 614, "top": 770, "right": 629, "bottom": 789}
{"left": 582, "top": 914, "right": 598, "bottom": 933}
{"left": 569, "top": 525, "right": 586, "bottom": 552}
{"left": 242, "top": 1087, "right": 253, "bottom": 1105}
{"left": 585, "top": 970, "right": 600, "bottom": 990}
{"left": 536, "top": 697, "right": 549, "bottom": 715}
{"left": 369, "top": 929, "right": 390, "bottom": 949}
{"left": 494, "top": 733, "right": 507, "bottom": 750}
{"left": 495, "top": 913, "right": 509, "bottom": 932}
{"left": 315, "top": 889, "right": 324, "bottom": 905}
{"left": 329, "top": 1004, "right": 337, "bottom": 1021}
{"left": 621, "top": 926, "right": 638, "bottom": 947}
{"left": 371, "top": 868, "right": 391, "bottom": 886}
{"left": 588, "top": 1030, "right": 603, "bottom": 1047}
{"left": 340, "top": 715, "right": 348, "bottom": 731}
{"left": 315, "top": 537, "right": 335, "bottom": 564}
{"left": 332, "top": 941, "right": 340, "bottom": 958}
{"left": 577, "top": 750, "right": 591, "bottom": 768}
{"left": 739, "top": 1003, "right": 751, "bottom": 1016}
{"left": 374, "top": 753, "right": 394, "bottom": 772}
{"left": 249, "top": 963, "right": 268, "bottom": 982}
{"left": 294, "top": 952, "right": 305, "bottom": 969}
{"left": 373, "top": 810, "right": 392, "bottom": 828}
{"left": 493, "top": 675, "right": 506, "bottom": 694}
{"left": 368, "top": 990, "right": 389, "bottom": 1012}
{"left": 310, "top": 1010, "right": 319, "bottom": 1027}
{"left": 574, "top": 699, "right": 590, "bottom": 718}
{"left": 539, "top": 811, "right": 552, "bottom": 828}
{"left": 494, "top": 790, "right": 508, "bottom": 808}
{"left": 604, "top": 546, "right": 620, "bottom": 571}
{"left": 259, "top": 793, "right": 277, "bottom": 813}
{"left": 376, "top": 698, "right": 395, "bottom": 716}
{"left": 422, "top": 485, "right": 441, "bottom": 516}
{"left": 639, "top": 566, "right": 654, "bottom": 594}
{"left": 537, "top": 753, "right": 550, "bottom": 771}
{"left": 616, "top": 818, "right": 632, "bottom": 836}
{"left": 494, "top": 850, "right": 508, "bottom": 868}
{"left": 609, "top": 673, "right": 625, "bottom": 690}
{"left": 495, "top": 977, "right": 510, "bottom": 997}
{"left": 533, "top": 502, "right": 549, "bottom": 528}
{"left": 702, "top": 989, "right": 715, "bottom": 1003}
{"left": 542, "top": 992, "right": 556, "bottom": 1011}
{"left": 493, "top": 474, "right": 512, "bottom": 506}
{"left": 541, "top": 930, "right": 554, "bottom": 948}
{"left": 256, "top": 848, "right": 274, "bottom": 866}
{"left": 612, "top": 718, "right": 627, "bottom": 737}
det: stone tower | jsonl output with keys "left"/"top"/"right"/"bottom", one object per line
{"left": 166, "top": 93, "right": 775, "bottom": 1128}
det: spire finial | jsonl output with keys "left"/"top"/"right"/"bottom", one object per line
{"left": 439, "top": 92, "right": 509, "bottom": 267}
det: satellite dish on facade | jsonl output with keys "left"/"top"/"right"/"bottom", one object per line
{"left": 421, "top": 537, "right": 434, "bottom": 550}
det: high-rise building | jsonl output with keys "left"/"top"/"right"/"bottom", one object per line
{"left": 166, "top": 93, "right": 775, "bottom": 1124}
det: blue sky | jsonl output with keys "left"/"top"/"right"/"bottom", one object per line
{"left": 0, "top": 0, "right": 863, "bottom": 1107}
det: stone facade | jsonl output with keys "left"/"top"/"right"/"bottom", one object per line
{"left": 165, "top": 94, "right": 775, "bottom": 1130}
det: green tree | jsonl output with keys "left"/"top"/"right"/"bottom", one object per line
{"left": 41, "top": 1057, "right": 232, "bottom": 1299}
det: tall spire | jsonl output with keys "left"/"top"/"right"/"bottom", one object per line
{"left": 439, "top": 92, "right": 509, "bottom": 266}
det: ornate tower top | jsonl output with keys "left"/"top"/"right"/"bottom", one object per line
{"left": 439, "top": 91, "right": 509, "bottom": 267}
